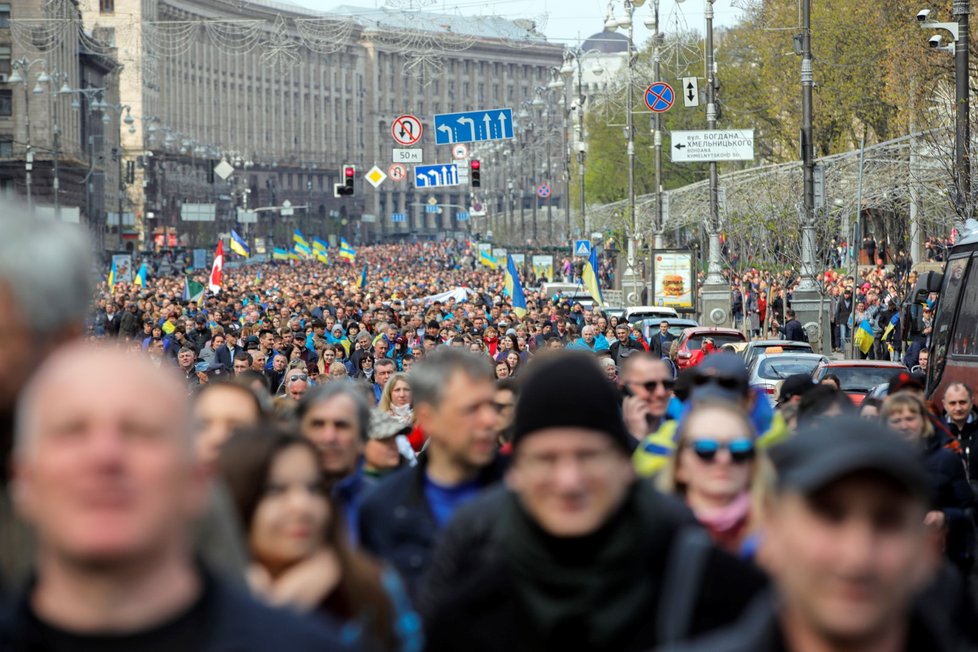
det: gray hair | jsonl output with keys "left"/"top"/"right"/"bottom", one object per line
{"left": 295, "top": 380, "right": 370, "bottom": 443}
{"left": 409, "top": 348, "right": 493, "bottom": 409}
{"left": 0, "top": 204, "right": 94, "bottom": 336}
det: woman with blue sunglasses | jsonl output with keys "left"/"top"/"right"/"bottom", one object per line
{"left": 658, "top": 399, "right": 770, "bottom": 557}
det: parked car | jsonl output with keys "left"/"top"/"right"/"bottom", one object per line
{"left": 623, "top": 306, "right": 680, "bottom": 323}
{"left": 748, "top": 352, "right": 829, "bottom": 405}
{"left": 675, "top": 327, "right": 749, "bottom": 370}
{"left": 739, "top": 339, "right": 814, "bottom": 369}
{"left": 811, "top": 360, "right": 908, "bottom": 405}
{"left": 636, "top": 317, "right": 699, "bottom": 342}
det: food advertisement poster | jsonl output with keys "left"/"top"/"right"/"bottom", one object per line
{"left": 652, "top": 250, "right": 694, "bottom": 310}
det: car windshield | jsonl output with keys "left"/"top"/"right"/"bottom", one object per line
{"left": 687, "top": 334, "right": 746, "bottom": 350}
{"left": 756, "top": 357, "right": 822, "bottom": 380}
{"left": 817, "top": 366, "right": 904, "bottom": 392}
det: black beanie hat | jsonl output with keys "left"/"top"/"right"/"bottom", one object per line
{"left": 512, "top": 353, "right": 632, "bottom": 451}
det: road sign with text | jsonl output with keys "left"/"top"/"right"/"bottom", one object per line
{"left": 671, "top": 129, "right": 755, "bottom": 162}
{"left": 434, "top": 108, "right": 514, "bottom": 145}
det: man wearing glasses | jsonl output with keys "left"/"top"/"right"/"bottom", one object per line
{"left": 620, "top": 352, "right": 675, "bottom": 446}
{"left": 633, "top": 352, "right": 789, "bottom": 477}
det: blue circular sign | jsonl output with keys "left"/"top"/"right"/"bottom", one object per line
{"left": 645, "top": 82, "right": 675, "bottom": 113}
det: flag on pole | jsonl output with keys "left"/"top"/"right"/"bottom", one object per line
{"left": 108, "top": 259, "right": 117, "bottom": 293}
{"left": 183, "top": 277, "right": 205, "bottom": 303}
{"left": 133, "top": 262, "right": 147, "bottom": 288}
{"left": 356, "top": 263, "right": 368, "bottom": 290}
{"left": 293, "top": 241, "right": 311, "bottom": 257}
{"left": 273, "top": 247, "right": 289, "bottom": 261}
{"left": 582, "top": 246, "right": 604, "bottom": 308}
{"left": 230, "top": 230, "right": 250, "bottom": 257}
{"left": 208, "top": 241, "right": 224, "bottom": 294}
{"left": 478, "top": 248, "right": 498, "bottom": 270}
{"left": 505, "top": 255, "right": 527, "bottom": 319}
{"left": 253, "top": 269, "right": 263, "bottom": 286}
{"left": 313, "top": 237, "right": 329, "bottom": 265}
{"left": 339, "top": 238, "right": 356, "bottom": 263}
{"left": 293, "top": 229, "right": 309, "bottom": 250}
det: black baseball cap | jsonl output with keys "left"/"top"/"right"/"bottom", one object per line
{"left": 691, "top": 352, "right": 749, "bottom": 401}
{"left": 778, "top": 374, "right": 817, "bottom": 403}
{"left": 770, "top": 417, "right": 930, "bottom": 500}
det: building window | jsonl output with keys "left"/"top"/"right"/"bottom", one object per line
{"left": 0, "top": 5, "right": 10, "bottom": 28}
{"left": 0, "top": 46, "right": 10, "bottom": 75}
{"left": 99, "top": 0, "right": 113, "bottom": 14}
{"left": 0, "top": 135, "right": 11, "bottom": 157}
{"left": 0, "top": 89, "right": 11, "bottom": 117}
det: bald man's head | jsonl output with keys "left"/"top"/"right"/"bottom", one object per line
{"left": 13, "top": 344, "right": 206, "bottom": 566}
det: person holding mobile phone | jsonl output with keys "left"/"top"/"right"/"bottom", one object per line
{"left": 177, "top": 346, "right": 207, "bottom": 389}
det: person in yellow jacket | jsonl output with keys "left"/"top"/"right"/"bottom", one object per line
{"left": 633, "top": 353, "right": 789, "bottom": 477}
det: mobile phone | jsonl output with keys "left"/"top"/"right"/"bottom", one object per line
{"left": 194, "top": 361, "right": 209, "bottom": 373}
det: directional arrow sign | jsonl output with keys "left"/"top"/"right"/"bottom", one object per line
{"left": 682, "top": 77, "right": 699, "bottom": 108}
{"left": 434, "top": 108, "right": 514, "bottom": 145}
{"left": 414, "top": 163, "right": 460, "bottom": 189}
{"left": 671, "top": 129, "right": 755, "bottom": 162}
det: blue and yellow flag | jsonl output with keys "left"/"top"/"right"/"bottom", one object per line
{"left": 289, "top": 247, "right": 301, "bottom": 262}
{"left": 230, "top": 230, "right": 250, "bottom": 257}
{"left": 293, "top": 229, "right": 309, "bottom": 250}
{"left": 134, "top": 262, "right": 147, "bottom": 288}
{"left": 313, "top": 238, "right": 329, "bottom": 265}
{"left": 356, "top": 263, "right": 368, "bottom": 290}
{"left": 108, "top": 259, "right": 117, "bottom": 293}
{"left": 505, "top": 255, "right": 527, "bottom": 319}
{"left": 293, "top": 240, "right": 311, "bottom": 258}
{"left": 479, "top": 248, "right": 498, "bottom": 270}
{"left": 273, "top": 247, "right": 289, "bottom": 261}
{"left": 854, "top": 318, "right": 875, "bottom": 355}
{"left": 582, "top": 245, "right": 604, "bottom": 308}
{"left": 340, "top": 238, "right": 356, "bottom": 263}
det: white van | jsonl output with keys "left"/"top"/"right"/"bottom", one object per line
{"left": 623, "top": 306, "right": 679, "bottom": 323}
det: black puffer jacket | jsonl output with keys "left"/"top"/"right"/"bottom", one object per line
{"left": 921, "top": 432, "right": 976, "bottom": 571}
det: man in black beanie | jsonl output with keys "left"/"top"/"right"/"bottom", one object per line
{"left": 422, "top": 352, "right": 766, "bottom": 652}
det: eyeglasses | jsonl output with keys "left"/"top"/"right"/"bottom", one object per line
{"left": 689, "top": 438, "right": 755, "bottom": 463}
{"left": 289, "top": 374, "right": 308, "bottom": 382}
{"left": 629, "top": 378, "right": 675, "bottom": 392}
{"left": 691, "top": 374, "right": 747, "bottom": 393}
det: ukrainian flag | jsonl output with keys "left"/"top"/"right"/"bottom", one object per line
{"left": 273, "top": 247, "right": 289, "bottom": 261}
{"left": 108, "top": 259, "right": 117, "bottom": 293}
{"left": 313, "top": 237, "right": 329, "bottom": 264}
{"left": 134, "top": 262, "right": 147, "bottom": 288}
{"left": 289, "top": 247, "right": 301, "bottom": 261}
{"left": 294, "top": 241, "right": 311, "bottom": 258}
{"left": 230, "top": 230, "right": 250, "bottom": 258}
{"left": 293, "top": 229, "right": 309, "bottom": 250}
{"left": 479, "top": 248, "right": 498, "bottom": 270}
{"left": 356, "top": 263, "right": 368, "bottom": 290}
{"left": 339, "top": 238, "right": 356, "bottom": 263}
{"left": 504, "top": 255, "right": 527, "bottom": 319}
{"left": 854, "top": 318, "right": 875, "bottom": 355}
{"left": 582, "top": 246, "right": 604, "bottom": 308}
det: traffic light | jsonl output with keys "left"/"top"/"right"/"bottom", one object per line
{"left": 471, "top": 159, "right": 481, "bottom": 187}
{"left": 334, "top": 164, "right": 355, "bottom": 197}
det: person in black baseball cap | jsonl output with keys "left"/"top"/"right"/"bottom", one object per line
{"left": 661, "top": 417, "right": 950, "bottom": 652}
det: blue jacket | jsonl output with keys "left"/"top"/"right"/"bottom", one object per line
{"left": 358, "top": 454, "right": 507, "bottom": 604}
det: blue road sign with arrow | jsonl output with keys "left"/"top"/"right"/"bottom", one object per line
{"left": 434, "top": 108, "right": 514, "bottom": 145}
{"left": 414, "top": 164, "right": 460, "bottom": 188}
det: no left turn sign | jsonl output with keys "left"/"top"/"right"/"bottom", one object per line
{"left": 391, "top": 115, "right": 423, "bottom": 146}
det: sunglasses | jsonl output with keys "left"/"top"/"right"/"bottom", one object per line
{"left": 690, "top": 438, "right": 755, "bottom": 463}
{"left": 630, "top": 378, "right": 675, "bottom": 392}
{"left": 289, "top": 374, "right": 308, "bottom": 382}
{"left": 692, "top": 374, "right": 747, "bottom": 392}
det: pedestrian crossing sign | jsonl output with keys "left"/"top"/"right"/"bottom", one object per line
{"left": 574, "top": 240, "right": 592, "bottom": 257}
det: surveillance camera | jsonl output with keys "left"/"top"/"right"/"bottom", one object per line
{"left": 929, "top": 34, "right": 943, "bottom": 48}
{"left": 917, "top": 8, "right": 930, "bottom": 22}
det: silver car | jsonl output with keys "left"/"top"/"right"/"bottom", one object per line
{"left": 749, "top": 352, "right": 829, "bottom": 405}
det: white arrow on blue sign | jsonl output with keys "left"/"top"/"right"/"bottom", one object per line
{"left": 434, "top": 109, "right": 514, "bottom": 145}
{"left": 414, "top": 164, "right": 460, "bottom": 188}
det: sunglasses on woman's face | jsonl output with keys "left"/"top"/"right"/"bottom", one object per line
{"left": 689, "top": 438, "right": 755, "bottom": 464}
{"left": 289, "top": 374, "right": 308, "bottom": 383}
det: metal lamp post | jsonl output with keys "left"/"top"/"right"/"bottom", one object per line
{"left": 8, "top": 58, "right": 50, "bottom": 213}
{"left": 559, "top": 48, "right": 603, "bottom": 240}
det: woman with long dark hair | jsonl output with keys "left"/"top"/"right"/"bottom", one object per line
{"left": 218, "top": 426, "right": 421, "bottom": 651}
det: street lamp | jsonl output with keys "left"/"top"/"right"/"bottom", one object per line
{"left": 559, "top": 47, "right": 604, "bottom": 239}
{"left": 9, "top": 57, "right": 50, "bottom": 212}
{"left": 918, "top": 2, "right": 970, "bottom": 222}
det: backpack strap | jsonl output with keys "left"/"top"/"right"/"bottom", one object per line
{"left": 657, "top": 526, "right": 713, "bottom": 646}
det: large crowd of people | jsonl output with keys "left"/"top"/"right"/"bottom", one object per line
{"left": 1, "top": 205, "right": 978, "bottom": 652}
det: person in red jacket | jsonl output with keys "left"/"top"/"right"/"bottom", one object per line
{"left": 687, "top": 338, "right": 716, "bottom": 368}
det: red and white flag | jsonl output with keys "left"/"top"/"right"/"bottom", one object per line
{"left": 208, "top": 240, "right": 224, "bottom": 294}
